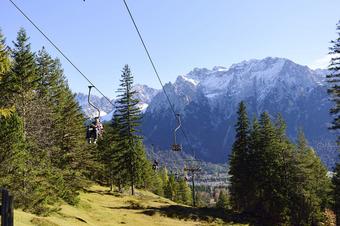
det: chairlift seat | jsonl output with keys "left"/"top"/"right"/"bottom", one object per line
{"left": 171, "top": 144, "right": 182, "bottom": 152}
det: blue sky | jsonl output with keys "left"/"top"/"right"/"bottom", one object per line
{"left": 1, "top": 0, "right": 339, "bottom": 98}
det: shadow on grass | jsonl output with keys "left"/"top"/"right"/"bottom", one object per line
{"left": 83, "top": 188, "right": 123, "bottom": 197}
{"left": 105, "top": 203, "right": 249, "bottom": 224}
{"left": 140, "top": 205, "right": 249, "bottom": 224}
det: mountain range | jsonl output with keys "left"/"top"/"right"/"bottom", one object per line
{"left": 76, "top": 57, "right": 338, "bottom": 169}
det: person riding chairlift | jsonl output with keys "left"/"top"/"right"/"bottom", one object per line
{"left": 86, "top": 117, "right": 103, "bottom": 144}
{"left": 152, "top": 160, "right": 159, "bottom": 170}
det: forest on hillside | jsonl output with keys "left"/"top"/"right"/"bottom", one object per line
{"left": 0, "top": 19, "right": 339, "bottom": 226}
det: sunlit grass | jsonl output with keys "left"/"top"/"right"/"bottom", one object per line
{"left": 14, "top": 185, "right": 247, "bottom": 226}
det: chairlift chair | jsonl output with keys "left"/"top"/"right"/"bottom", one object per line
{"left": 86, "top": 86, "right": 104, "bottom": 144}
{"left": 171, "top": 114, "right": 182, "bottom": 152}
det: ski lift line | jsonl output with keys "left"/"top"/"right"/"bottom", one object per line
{"left": 88, "top": 86, "right": 101, "bottom": 118}
{"left": 7, "top": 0, "right": 115, "bottom": 108}
{"left": 122, "top": 0, "right": 198, "bottom": 159}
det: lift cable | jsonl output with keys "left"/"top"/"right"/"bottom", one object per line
{"left": 8, "top": 0, "right": 115, "bottom": 107}
{"left": 9, "top": 0, "right": 200, "bottom": 162}
{"left": 122, "top": 0, "right": 198, "bottom": 159}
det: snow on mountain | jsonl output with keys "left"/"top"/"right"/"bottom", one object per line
{"left": 181, "top": 57, "right": 324, "bottom": 102}
{"left": 76, "top": 57, "right": 336, "bottom": 168}
{"left": 76, "top": 85, "right": 159, "bottom": 122}
{"left": 133, "top": 84, "right": 160, "bottom": 104}
{"left": 75, "top": 93, "right": 114, "bottom": 119}
{"left": 141, "top": 57, "right": 336, "bottom": 168}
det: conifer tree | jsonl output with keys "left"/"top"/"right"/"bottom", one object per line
{"left": 0, "top": 29, "right": 13, "bottom": 117}
{"left": 334, "top": 164, "right": 340, "bottom": 224}
{"left": 176, "top": 178, "right": 192, "bottom": 205}
{"left": 229, "top": 101, "right": 251, "bottom": 211}
{"left": 256, "top": 112, "right": 289, "bottom": 225}
{"left": 0, "top": 30, "right": 10, "bottom": 77}
{"left": 247, "top": 117, "right": 261, "bottom": 214}
{"left": 0, "top": 112, "right": 25, "bottom": 187}
{"left": 289, "top": 130, "right": 332, "bottom": 225}
{"left": 35, "top": 49, "right": 90, "bottom": 204}
{"left": 327, "top": 20, "right": 340, "bottom": 225}
{"left": 113, "top": 65, "right": 145, "bottom": 195}
{"left": 0, "top": 112, "right": 55, "bottom": 214}
{"left": 96, "top": 123, "right": 118, "bottom": 190}
{"left": 164, "top": 174, "right": 178, "bottom": 200}
{"left": 3, "top": 28, "right": 39, "bottom": 134}
{"left": 52, "top": 82, "right": 90, "bottom": 203}
{"left": 36, "top": 47, "right": 59, "bottom": 98}
{"left": 216, "top": 190, "right": 229, "bottom": 210}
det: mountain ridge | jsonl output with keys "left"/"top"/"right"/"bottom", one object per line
{"left": 76, "top": 57, "right": 338, "bottom": 168}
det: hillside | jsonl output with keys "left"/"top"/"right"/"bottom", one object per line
{"left": 14, "top": 185, "right": 247, "bottom": 226}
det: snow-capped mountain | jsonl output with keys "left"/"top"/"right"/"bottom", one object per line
{"left": 141, "top": 57, "right": 337, "bottom": 168}
{"left": 75, "top": 93, "right": 114, "bottom": 118}
{"left": 76, "top": 84, "right": 159, "bottom": 121}
{"left": 76, "top": 57, "right": 337, "bottom": 168}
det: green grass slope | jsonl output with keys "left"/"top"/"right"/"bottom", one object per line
{"left": 14, "top": 185, "right": 247, "bottom": 226}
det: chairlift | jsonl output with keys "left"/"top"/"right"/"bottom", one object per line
{"left": 171, "top": 114, "right": 182, "bottom": 152}
{"left": 86, "top": 85, "right": 104, "bottom": 144}
{"left": 152, "top": 159, "right": 159, "bottom": 171}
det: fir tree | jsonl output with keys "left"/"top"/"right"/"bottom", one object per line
{"left": 256, "top": 112, "right": 289, "bottom": 225}
{"left": 96, "top": 123, "right": 118, "bottom": 190}
{"left": 247, "top": 117, "right": 262, "bottom": 214}
{"left": 0, "top": 29, "right": 14, "bottom": 117}
{"left": 3, "top": 28, "right": 39, "bottom": 135}
{"left": 216, "top": 190, "right": 230, "bottom": 210}
{"left": 164, "top": 174, "right": 178, "bottom": 200}
{"left": 113, "top": 65, "right": 144, "bottom": 195}
{"left": 290, "top": 130, "right": 332, "bottom": 225}
{"left": 333, "top": 164, "right": 340, "bottom": 225}
{"left": 327, "top": 20, "right": 340, "bottom": 225}
{"left": 36, "top": 47, "right": 59, "bottom": 98}
{"left": 229, "top": 101, "right": 251, "bottom": 211}
{"left": 176, "top": 178, "right": 192, "bottom": 205}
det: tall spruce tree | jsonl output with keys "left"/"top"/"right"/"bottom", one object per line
{"left": 164, "top": 174, "right": 178, "bottom": 200}
{"left": 0, "top": 29, "right": 13, "bottom": 117}
{"left": 36, "top": 47, "right": 59, "bottom": 98}
{"left": 229, "top": 101, "right": 251, "bottom": 212}
{"left": 113, "top": 65, "right": 146, "bottom": 195}
{"left": 327, "top": 20, "right": 340, "bottom": 225}
{"left": 3, "top": 28, "right": 39, "bottom": 135}
{"left": 290, "top": 130, "right": 332, "bottom": 225}
{"left": 216, "top": 190, "right": 230, "bottom": 210}
{"left": 255, "top": 112, "right": 290, "bottom": 225}
{"left": 247, "top": 117, "right": 261, "bottom": 214}
{"left": 176, "top": 178, "right": 192, "bottom": 205}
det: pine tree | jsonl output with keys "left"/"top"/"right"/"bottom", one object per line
{"left": 0, "top": 29, "right": 14, "bottom": 117}
{"left": 36, "top": 47, "right": 59, "bottom": 98}
{"left": 327, "top": 20, "right": 340, "bottom": 225}
{"left": 0, "top": 112, "right": 55, "bottom": 214}
{"left": 2, "top": 28, "right": 39, "bottom": 135}
{"left": 52, "top": 82, "right": 90, "bottom": 204}
{"left": 247, "top": 117, "right": 262, "bottom": 214}
{"left": 229, "top": 101, "right": 251, "bottom": 211}
{"left": 333, "top": 164, "right": 340, "bottom": 225}
{"left": 216, "top": 190, "right": 230, "bottom": 210}
{"left": 113, "top": 65, "right": 144, "bottom": 195}
{"left": 164, "top": 174, "right": 178, "bottom": 200}
{"left": 96, "top": 123, "right": 118, "bottom": 190}
{"left": 327, "top": 21, "right": 340, "bottom": 132}
{"left": 176, "top": 178, "right": 192, "bottom": 205}
{"left": 0, "top": 112, "right": 25, "bottom": 187}
{"left": 256, "top": 112, "right": 290, "bottom": 225}
{"left": 289, "top": 130, "right": 332, "bottom": 225}
{"left": 35, "top": 49, "right": 90, "bottom": 204}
